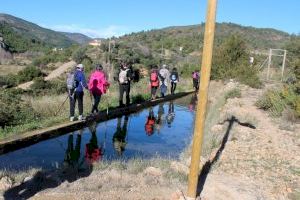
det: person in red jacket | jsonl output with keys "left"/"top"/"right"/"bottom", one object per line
{"left": 88, "top": 64, "right": 110, "bottom": 114}
{"left": 149, "top": 65, "right": 159, "bottom": 100}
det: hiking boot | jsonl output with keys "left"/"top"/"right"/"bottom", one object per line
{"left": 78, "top": 115, "right": 85, "bottom": 121}
{"left": 70, "top": 116, "right": 75, "bottom": 122}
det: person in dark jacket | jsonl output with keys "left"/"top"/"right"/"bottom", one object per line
{"left": 118, "top": 62, "right": 133, "bottom": 107}
{"left": 70, "top": 64, "right": 88, "bottom": 121}
{"left": 170, "top": 67, "right": 179, "bottom": 94}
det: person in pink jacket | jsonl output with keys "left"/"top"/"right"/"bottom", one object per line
{"left": 88, "top": 64, "right": 110, "bottom": 114}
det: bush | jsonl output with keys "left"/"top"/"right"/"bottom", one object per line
{"left": 17, "top": 65, "right": 43, "bottom": 84}
{"left": 256, "top": 85, "right": 300, "bottom": 118}
{"left": 0, "top": 90, "right": 37, "bottom": 128}
{"left": 211, "top": 35, "right": 262, "bottom": 88}
{"left": 72, "top": 47, "right": 87, "bottom": 63}
{"left": 30, "top": 77, "right": 50, "bottom": 90}
{"left": 225, "top": 88, "right": 241, "bottom": 100}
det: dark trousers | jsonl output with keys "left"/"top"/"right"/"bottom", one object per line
{"left": 171, "top": 82, "right": 177, "bottom": 94}
{"left": 151, "top": 86, "right": 158, "bottom": 96}
{"left": 91, "top": 93, "right": 101, "bottom": 113}
{"left": 70, "top": 91, "right": 84, "bottom": 117}
{"left": 119, "top": 83, "right": 130, "bottom": 106}
{"left": 193, "top": 79, "right": 199, "bottom": 91}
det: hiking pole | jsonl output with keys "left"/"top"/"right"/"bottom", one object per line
{"left": 54, "top": 94, "right": 69, "bottom": 116}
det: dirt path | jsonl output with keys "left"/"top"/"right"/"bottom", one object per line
{"left": 17, "top": 61, "right": 76, "bottom": 90}
{"left": 200, "top": 84, "right": 300, "bottom": 200}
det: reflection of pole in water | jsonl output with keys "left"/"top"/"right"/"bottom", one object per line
{"left": 113, "top": 116, "right": 129, "bottom": 156}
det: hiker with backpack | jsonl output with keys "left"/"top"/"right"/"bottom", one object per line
{"left": 67, "top": 64, "right": 88, "bottom": 121}
{"left": 170, "top": 67, "right": 179, "bottom": 94}
{"left": 192, "top": 70, "right": 200, "bottom": 91}
{"left": 159, "top": 64, "right": 170, "bottom": 97}
{"left": 118, "top": 61, "right": 133, "bottom": 107}
{"left": 149, "top": 65, "right": 159, "bottom": 100}
{"left": 88, "top": 64, "right": 110, "bottom": 114}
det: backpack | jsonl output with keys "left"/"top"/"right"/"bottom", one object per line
{"left": 66, "top": 72, "right": 78, "bottom": 90}
{"left": 150, "top": 71, "right": 158, "bottom": 82}
{"left": 171, "top": 73, "right": 177, "bottom": 82}
{"left": 119, "top": 69, "right": 129, "bottom": 84}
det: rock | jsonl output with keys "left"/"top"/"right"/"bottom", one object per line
{"left": 143, "top": 167, "right": 162, "bottom": 177}
{"left": 0, "top": 176, "right": 13, "bottom": 190}
{"left": 170, "top": 162, "right": 189, "bottom": 175}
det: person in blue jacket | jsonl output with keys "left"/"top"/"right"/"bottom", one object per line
{"left": 70, "top": 64, "right": 88, "bottom": 121}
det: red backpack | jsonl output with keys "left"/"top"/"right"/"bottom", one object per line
{"left": 150, "top": 71, "right": 159, "bottom": 87}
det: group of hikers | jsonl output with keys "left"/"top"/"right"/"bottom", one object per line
{"left": 66, "top": 62, "right": 200, "bottom": 122}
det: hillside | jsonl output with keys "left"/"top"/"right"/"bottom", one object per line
{"left": 0, "top": 13, "right": 77, "bottom": 52}
{"left": 118, "top": 23, "right": 291, "bottom": 55}
{"left": 60, "top": 32, "right": 92, "bottom": 45}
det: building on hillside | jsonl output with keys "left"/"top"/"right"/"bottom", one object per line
{"left": 89, "top": 39, "right": 102, "bottom": 46}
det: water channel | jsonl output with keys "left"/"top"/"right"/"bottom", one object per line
{"left": 0, "top": 94, "right": 198, "bottom": 171}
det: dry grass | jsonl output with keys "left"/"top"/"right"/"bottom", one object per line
{"left": 0, "top": 64, "right": 26, "bottom": 75}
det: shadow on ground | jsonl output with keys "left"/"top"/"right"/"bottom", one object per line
{"left": 196, "top": 115, "right": 256, "bottom": 196}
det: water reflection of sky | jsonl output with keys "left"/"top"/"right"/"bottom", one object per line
{"left": 0, "top": 95, "right": 197, "bottom": 171}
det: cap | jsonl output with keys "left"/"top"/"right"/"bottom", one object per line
{"left": 77, "top": 64, "right": 84, "bottom": 69}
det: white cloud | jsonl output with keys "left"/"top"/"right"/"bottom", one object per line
{"left": 41, "top": 24, "right": 130, "bottom": 38}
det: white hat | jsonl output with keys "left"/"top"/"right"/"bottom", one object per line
{"left": 162, "top": 64, "right": 167, "bottom": 68}
{"left": 77, "top": 64, "right": 84, "bottom": 69}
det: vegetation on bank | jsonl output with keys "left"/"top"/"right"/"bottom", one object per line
{"left": 256, "top": 38, "right": 300, "bottom": 119}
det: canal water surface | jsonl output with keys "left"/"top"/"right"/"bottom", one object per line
{"left": 0, "top": 94, "right": 198, "bottom": 171}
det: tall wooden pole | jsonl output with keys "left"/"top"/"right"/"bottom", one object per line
{"left": 267, "top": 49, "right": 272, "bottom": 81}
{"left": 281, "top": 50, "right": 287, "bottom": 81}
{"left": 187, "top": 0, "right": 217, "bottom": 199}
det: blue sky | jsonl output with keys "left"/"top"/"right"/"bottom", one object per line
{"left": 0, "top": 0, "right": 299, "bottom": 38}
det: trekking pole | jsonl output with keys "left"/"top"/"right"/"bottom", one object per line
{"left": 54, "top": 94, "right": 69, "bottom": 116}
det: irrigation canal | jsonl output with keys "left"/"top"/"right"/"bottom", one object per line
{"left": 0, "top": 94, "right": 198, "bottom": 171}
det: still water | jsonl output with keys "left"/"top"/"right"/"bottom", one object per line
{"left": 0, "top": 94, "right": 198, "bottom": 171}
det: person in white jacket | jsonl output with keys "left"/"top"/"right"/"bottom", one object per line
{"left": 158, "top": 64, "right": 170, "bottom": 97}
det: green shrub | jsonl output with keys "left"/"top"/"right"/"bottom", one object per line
{"left": 17, "top": 65, "right": 43, "bottom": 84}
{"left": 30, "top": 77, "right": 50, "bottom": 90}
{"left": 256, "top": 85, "right": 300, "bottom": 118}
{"left": 211, "top": 35, "right": 262, "bottom": 88}
{"left": 225, "top": 88, "right": 241, "bottom": 100}
{"left": 0, "top": 90, "right": 37, "bottom": 128}
{"left": 72, "top": 47, "right": 87, "bottom": 63}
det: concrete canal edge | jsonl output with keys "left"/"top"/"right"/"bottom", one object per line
{"left": 0, "top": 91, "right": 195, "bottom": 155}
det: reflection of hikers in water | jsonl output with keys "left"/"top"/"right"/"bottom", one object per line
{"left": 189, "top": 93, "right": 198, "bottom": 111}
{"left": 113, "top": 116, "right": 129, "bottom": 156}
{"left": 166, "top": 101, "right": 175, "bottom": 127}
{"left": 145, "top": 108, "right": 156, "bottom": 136}
{"left": 155, "top": 104, "right": 165, "bottom": 133}
{"left": 85, "top": 123, "right": 103, "bottom": 165}
{"left": 64, "top": 130, "right": 82, "bottom": 168}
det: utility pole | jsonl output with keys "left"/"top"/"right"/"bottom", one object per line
{"left": 267, "top": 49, "right": 272, "bottom": 81}
{"left": 187, "top": 0, "right": 217, "bottom": 199}
{"left": 281, "top": 50, "right": 287, "bottom": 81}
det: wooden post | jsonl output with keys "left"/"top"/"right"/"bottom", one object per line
{"left": 281, "top": 50, "right": 287, "bottom": 81}
{"left": 267, "top": 49, "right": 272, "bottom": 81}
{"left": 187, "top": 0, "right": 217, "bottom": 199}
